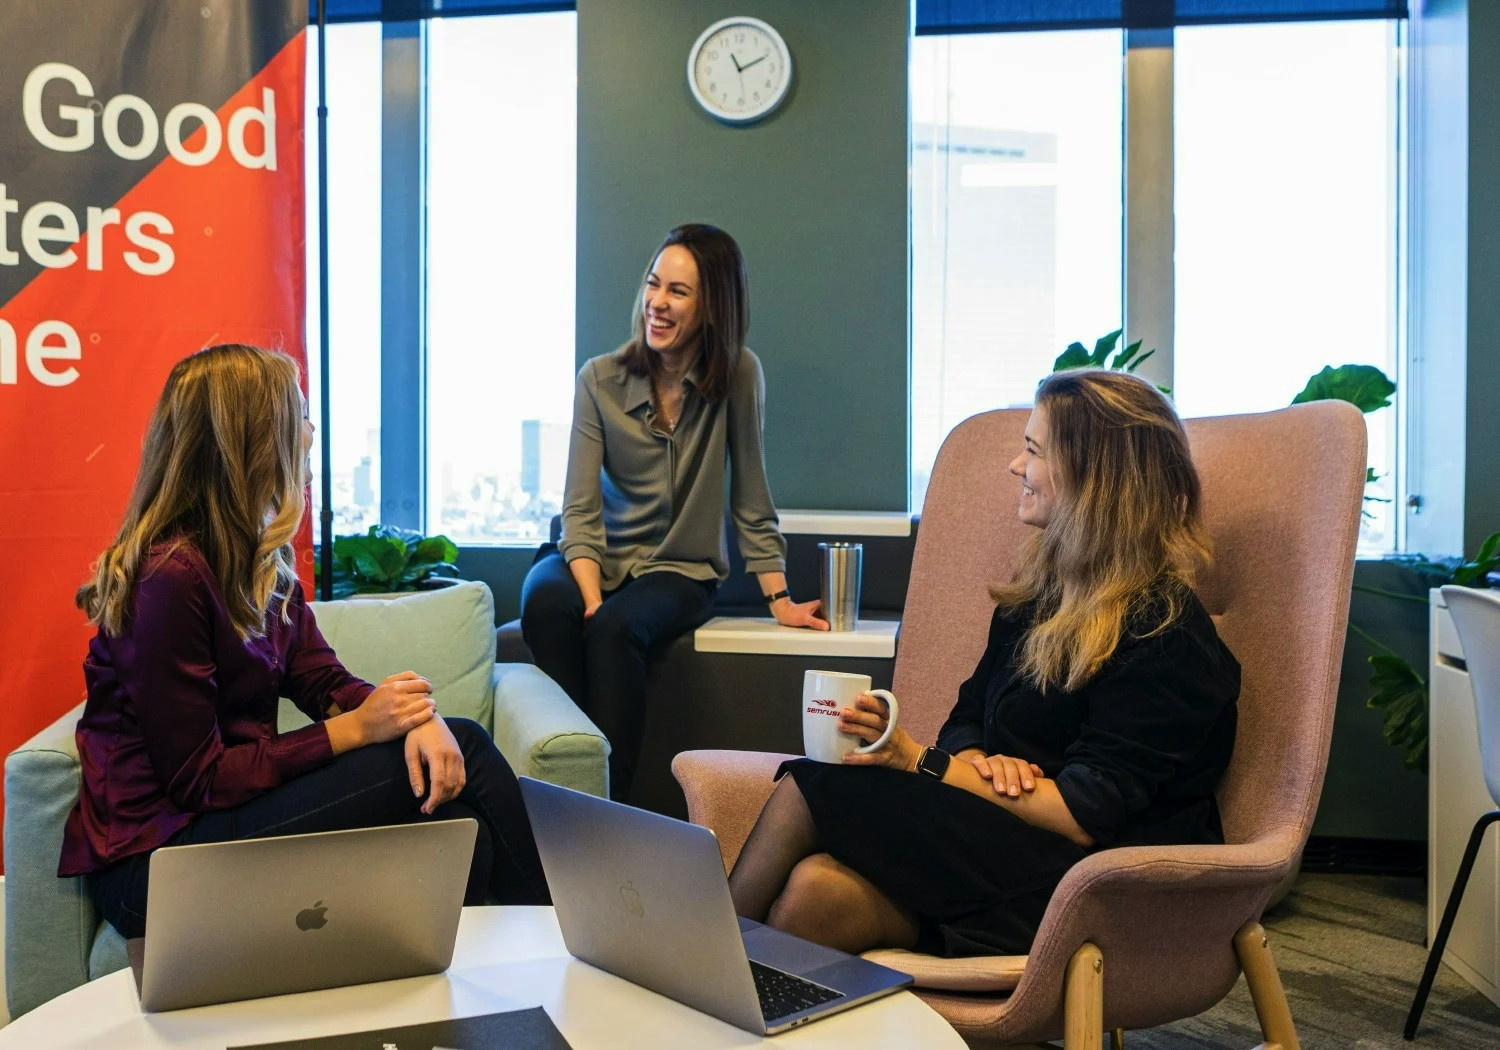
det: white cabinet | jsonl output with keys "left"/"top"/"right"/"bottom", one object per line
{"left": 1429, "top": 589, "right": 1500, "bottom": 1005}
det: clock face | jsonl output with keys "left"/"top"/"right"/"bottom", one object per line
{"left": 687, "top": 17, "right": 792, "bottom": 125}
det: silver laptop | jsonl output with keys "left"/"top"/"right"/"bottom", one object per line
{"left": 519, "top": 777, "right": 912, "bottom": 1035}
{"left": 136, "top": 819, "right": 476, "bottom": 1011}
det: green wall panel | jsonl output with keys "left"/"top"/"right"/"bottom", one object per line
{"left": 575, "top": 0, "right": 910, "bottom": 511}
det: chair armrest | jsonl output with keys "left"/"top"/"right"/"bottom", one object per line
{"left": 671, "top": 750, "right": 795, "bottom": 872}
{"left": 984, "top": 835, "right": 1297, "bottom": 1040}
{"left": 3, "top": 703, "right": 97, "bottom": 1018}
{"left": 490, "top": 663, "right": 609, "bottom": 798}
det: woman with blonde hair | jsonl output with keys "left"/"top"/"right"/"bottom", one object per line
{"left": 727, "top": 368, "right": 1241, "bottom": 957}
{"left": 61, "top": 344, "right": 548, "bottom": 939}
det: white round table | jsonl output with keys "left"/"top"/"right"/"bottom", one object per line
{"left": 0, "top": 906, "right": 963, "bottom": 1048}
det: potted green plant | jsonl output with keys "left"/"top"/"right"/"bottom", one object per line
{"left": 315, "top": 524, "right": 460, "bottom": 599}
{"left": 1355, "top": 533, "right": 1500, "bottom": 772}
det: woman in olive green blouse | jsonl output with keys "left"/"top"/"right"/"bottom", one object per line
{"left": 521, "top": 224, "right": 825, "bottom": 801}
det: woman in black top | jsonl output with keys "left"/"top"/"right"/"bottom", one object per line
{"left": 728, "top": 368, "right": 1240, "bottom": 957}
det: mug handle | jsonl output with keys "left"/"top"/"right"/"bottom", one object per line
{"left": 853, "top": 689, "right": 900, "bottom": 755}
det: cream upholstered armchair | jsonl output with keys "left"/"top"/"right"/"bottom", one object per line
{"left": 673, "top": 402, "right": 1367, "bottom": 1049}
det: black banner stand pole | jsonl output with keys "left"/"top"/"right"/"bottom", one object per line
{"left": 315, "top": 0, "right": 334, "bottom": 602}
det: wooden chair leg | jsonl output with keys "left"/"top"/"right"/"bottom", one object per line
{"left": 1063, "top": 941, "right": 1104, "bottom": 1050}
{"left": 1234, "top": 921, "right": 1300, "bottom": 1050}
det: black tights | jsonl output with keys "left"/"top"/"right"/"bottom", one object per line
{"left": 91, "top": 717, "right": 550, "bottom": 939}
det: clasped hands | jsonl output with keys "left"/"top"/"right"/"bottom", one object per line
{"left": 837, "top": 693, "right": 1045, "bottom": 795}
{"left": 357, "top": 671, "right": 466, "bottom": 816}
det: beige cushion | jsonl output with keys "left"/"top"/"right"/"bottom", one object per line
{"left": 300, "top": 581, "right": 497, "bottom": 729}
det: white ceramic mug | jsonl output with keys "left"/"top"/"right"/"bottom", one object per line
{"left": 802, "top": 670, "right": 900, "bottom": 763}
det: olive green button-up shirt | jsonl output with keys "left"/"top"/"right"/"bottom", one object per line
{"left": 559, "top": 346, "right": 788, "bottom": 591}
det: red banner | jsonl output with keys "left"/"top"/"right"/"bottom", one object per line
{"left": 0, "top": 3, "right": 308, "bottom": 849}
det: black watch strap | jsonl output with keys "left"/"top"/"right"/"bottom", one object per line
{"left": 763, "top": 589, "right": 791, "bottom": 605}
{"left": 917, "top": 747, "right": 952, "bottom": 780}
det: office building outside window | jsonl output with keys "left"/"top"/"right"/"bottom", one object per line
{"left": 426, "top": 12, "right": 577, "bottom": 544}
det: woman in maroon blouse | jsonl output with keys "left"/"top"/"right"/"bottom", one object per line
{"left": 61, "top": 344, "right": 549, "bottom": 939}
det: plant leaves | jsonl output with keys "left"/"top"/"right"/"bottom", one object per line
{"left": 1363, "top": 651, "right": 1429, "bottom": 773}
{"left": 1453, "top": 528, "right": 1500, "bottom": 585}
{"left": 1111, "top": 339, "right": 1143, "bottom": 369}
{"left": 1290, "top": 364, "right": 1396, "bottom": 413}
{"left": 1053, "top": 342, "right": 1093, "bottom": 371}
{"left": 412, "top": 535, "right": 459, "bottom": 564}
{"left": 1090, "top": 329, "right": 1122, "bottom": 365}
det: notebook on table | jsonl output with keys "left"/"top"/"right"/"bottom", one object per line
{"left": 130, "top": 818, "right": 476, "bottom": 1012}
{"left": 519, "top": 777, "right": 912, "bottom": 1036}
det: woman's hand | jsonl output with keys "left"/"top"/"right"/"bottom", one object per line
{"left": 583, "top": 600, "right": 603, "bottom": 620}
{"left": 405, "top": 717, "right": 467, "bottom": 815}
{"left": 771, "top": 596, "right": 829, "bottom": 631}
{"left": 968, "top": 750, "right": 1046, "bottom": 797}
{"left": 838, "top": 693, "right": 923, "bottom": 771}
{"left": 357, "top": 671, "right": 436, "bottom": 744}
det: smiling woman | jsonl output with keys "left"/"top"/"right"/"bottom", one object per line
{"left": 727, "top": 368, "right": 1240, "bottom": 961}
{"left": 520, "top": 224, "right": 826, "bottom": 803}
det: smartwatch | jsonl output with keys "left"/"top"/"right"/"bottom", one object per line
{"left": 917, "top": 747, "right": 952, "bottom": 780}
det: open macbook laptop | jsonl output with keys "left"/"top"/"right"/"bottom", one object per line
{"left": 519, "top": 777, "right": 912, "bottom": 1035}
{"left": 134, "top": 818, "right": 476, "bottom": 1011}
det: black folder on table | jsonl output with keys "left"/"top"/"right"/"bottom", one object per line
{"left": 226, "top": 1007, "right": 573, "bottom": 1049}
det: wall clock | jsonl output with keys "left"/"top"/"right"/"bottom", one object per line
{"left": 687, "top": 16, "right": 792, "bottom": 125}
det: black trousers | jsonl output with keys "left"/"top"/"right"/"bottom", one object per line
{"left": 520, "top": 552, "right": 716, "bottom": 801}
{"left": 91, "top": 717, "right": 549, "bottom": 939}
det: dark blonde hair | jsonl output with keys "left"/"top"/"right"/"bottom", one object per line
{"left": 995, "top": 368, "right": 1211, "bottom": 692}
{"left": 618, "top": 223, "right": 747, "bottom": 403}
{"left": 77, "top": 344, "right": 306, "bottom": 640}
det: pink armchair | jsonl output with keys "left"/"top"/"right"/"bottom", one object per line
{"left": 673, "top": 401, "right": 1367, "bottom": 1049}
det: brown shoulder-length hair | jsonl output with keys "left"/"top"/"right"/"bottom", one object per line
{"left": 77, "top": 344, "right": 307, "bottom": 641}
{"left": 618, "top": 223, "right": 748, "bottom": 403}
{"left": 994, "top": 368, "right": 1212, "bottom": 693}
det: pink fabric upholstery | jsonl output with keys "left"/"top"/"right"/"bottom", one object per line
{"left": 675, "top": 402, "right": 1367, "bottom": 1044}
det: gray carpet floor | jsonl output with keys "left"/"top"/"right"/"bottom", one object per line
{"left": 1121, "top": 873, "right": 1500, "bottom": 1048}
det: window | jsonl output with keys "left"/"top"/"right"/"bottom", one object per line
{"left": 426, "top": 12, "right": 577, "bottom": 544}
{"left": 1173, "top": 19, "right": 1402, "bottom": 547}
{"left": 910, "top": 30, "right": 1125, "bottom": 512}
{"left": 305, "top": 21, "right": 383, "bottom": 535}
{"left": 911, "top": 19, "right": 1405, "bottom": 550}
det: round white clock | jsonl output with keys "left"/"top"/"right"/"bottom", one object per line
{"left": 687, "top": 16, "right": 792, "bottom": 125}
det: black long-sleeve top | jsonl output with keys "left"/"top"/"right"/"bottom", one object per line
{"left": 934, "top": 589, "right": 1240, "bottom": 848}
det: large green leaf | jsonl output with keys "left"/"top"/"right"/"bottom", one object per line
{"left": 412, "top": 535, "right": 459, "bottom": 564}
{"left": 333, "top": 535, "right": 409, "bottom": 586}
{"left": 1364, "top": 651, "right": 1428, "bottom": 773}
{"left": 1453, "top": 529, "right": 1500, "bottom": 586}
{"left": 1291, "top": 364, "right": 1395, "bottom": 413}
{"left": 1053, "top": 342, "right": 1093, "bottom": 371}
{"left": 1090, "top": 329, "right": 1122, "bottom": 365}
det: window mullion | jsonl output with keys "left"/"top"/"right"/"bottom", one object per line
{"left": 380, "top": 19, "right": 426, "bottom": 531}
{"left": 1124, "top": 26, "right": 1174, "bottom": 389}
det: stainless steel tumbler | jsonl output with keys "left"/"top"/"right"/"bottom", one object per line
{"left": 818, "top": 542, "right": 863, "bottom": 632}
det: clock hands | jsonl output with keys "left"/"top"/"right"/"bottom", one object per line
{"left": 738, "top": 53, "right": 768, "bottom": 72}
{"left": 730, "top": 52, "right": 743, "bottom": 73}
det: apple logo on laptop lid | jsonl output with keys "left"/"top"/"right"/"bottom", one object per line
{"left": 619, "top": 881, "right": 644, "bottom": 918}
{"left": 296, "top": 900, "right": 329, "bottom": 931}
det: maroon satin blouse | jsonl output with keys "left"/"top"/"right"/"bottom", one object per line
{"left": 58, "top": 543, "right": 373, "bottom": 877}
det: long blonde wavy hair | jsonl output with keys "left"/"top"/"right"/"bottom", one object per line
{"left": 994, "top": 368, "right": 1212, "bottom": 693}
{"left": 77, "top": 344, "right": 307, "bottom": 641}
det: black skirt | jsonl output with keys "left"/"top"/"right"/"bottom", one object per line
{"left": 777, "top": 758, "right": 1089, "bottom": 957}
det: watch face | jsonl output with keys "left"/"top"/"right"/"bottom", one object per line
{"left": 688, "top": 17, "right": 791, "bottom": 125}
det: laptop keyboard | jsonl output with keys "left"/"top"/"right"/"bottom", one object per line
{"left": 750, "top": 959, "right": 843, "bottom": 1021}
